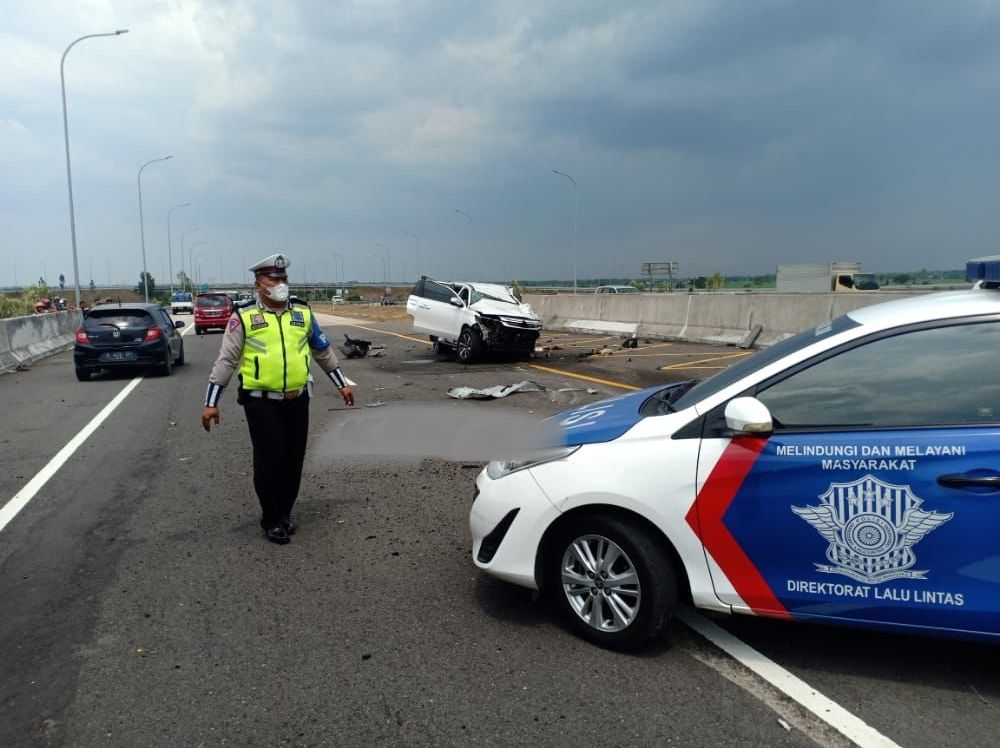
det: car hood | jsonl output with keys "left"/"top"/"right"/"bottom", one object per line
{"left": 469, "top": 298, "right": 538, "bottom": 319}
{"left": 541, "top": 383, "right": 678, "bottom": 447}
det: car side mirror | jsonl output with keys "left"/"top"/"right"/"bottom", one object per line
{"left": 449, "top": 297, "right": 463, "bottom": 307}
{"left": 175, "top": 320, "right": 186, "bottom": 328}
{"left": 724, "top": 397, "right": 772, "bottom": 435}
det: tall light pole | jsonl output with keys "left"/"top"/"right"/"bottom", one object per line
{"left": 331, "top": 251, "right": 344, "bottom": 284}
{"left": 371, "top": 254, "right": 387, "bottom": 283}
{"left": 188, "top": 241, "right": 206, "bottom": 290}
{"left": 166, "top": 202, "right": 189, "bottom": 295}
{"left": 180, "top": 228, "right": 200, "bottom": 289}
{"left": 403, "top": 231, "right": 420, "bottom": 281}
{"left": 551, "top": 169, "right": 578, "bottom": 294}
{"left": 194, "top": 252, "right": 209, "bottom": 289}
{"left": 61, "top": 29, "right": 129, "bottom": 307}
{"left": 137, "top": 155, "right": 172, "bottom": 301}
{"left": 376, "top": 243, "right": 391, "bottom": 284}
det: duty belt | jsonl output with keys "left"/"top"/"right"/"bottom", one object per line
{"left": 247, "top": 388, "right": 303, "bottom": 401}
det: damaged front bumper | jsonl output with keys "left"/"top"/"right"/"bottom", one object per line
{"left": 476, "top": 314, "right": 542, "bottom": 353}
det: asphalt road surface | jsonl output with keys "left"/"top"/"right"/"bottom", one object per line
{"left": 0, "top": 311, "right": 996, "bottom": 747}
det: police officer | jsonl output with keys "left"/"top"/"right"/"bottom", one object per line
{"left": 201, "top": 254, "right": 355, "bottom": 544}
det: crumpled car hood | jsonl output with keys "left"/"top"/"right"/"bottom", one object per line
{"left": 469, "top": 298, "right": 538, "bottom": 319}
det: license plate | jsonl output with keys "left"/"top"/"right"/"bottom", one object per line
{"left": 101, "top": 351, "right": 137, "bottom": 362}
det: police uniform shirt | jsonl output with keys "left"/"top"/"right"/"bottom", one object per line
{"left": 204, "top": 299, "right": 347, "bottom": 407}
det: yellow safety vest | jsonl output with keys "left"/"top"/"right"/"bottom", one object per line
{"left": 238, "top": 303, "right": 313, "bottom": 392}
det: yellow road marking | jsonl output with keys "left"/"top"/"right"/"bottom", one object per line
{"left": 528, "top": 364, "right": 641, "bottom": 391}
{"left": 343, "top": 323, "right": 432, "bottom": 346}
{"left": 658, "top": 351, "right": 752, "bottom": 371}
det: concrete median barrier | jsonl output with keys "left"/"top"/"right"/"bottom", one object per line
{"left": 0, "top": 311, "right": 83, "bottom": 374}
{"left": 526, "top": 290, "right": 926, "bottom": 348}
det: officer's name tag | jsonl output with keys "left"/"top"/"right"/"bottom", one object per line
{"left": 290, "top": 310, "right": 305, "bottom": 327}
{"left": 250, "top": 313, "right": 268, "bottom": 330}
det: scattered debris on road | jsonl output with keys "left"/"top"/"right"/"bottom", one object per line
{"left": 447, "top": 380, "right": 546, "bottom": 400}
{"left": 340, "top": 334, "right": 372, "bottom": 358}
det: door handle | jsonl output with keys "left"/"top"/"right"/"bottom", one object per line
{"left": 936, "top": 473, "right": 1000, "bottom": 489}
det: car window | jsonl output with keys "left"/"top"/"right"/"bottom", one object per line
{"left": 672, "top": 314, "right": 861, "bottom": 411}
{"left": 756, "top": 321, "right": 1000, "bottom": 430}
{"left": 158, "top": 310, "right": 174, "bottom": 330}
{"left": 197, "top": 295, "right": 230, "bottom": 308}
{"left": 422, "top": 281, "right": 458, "bottom": 304}
{"left": 83, "top": 310, "right": 153, "bottom": 330}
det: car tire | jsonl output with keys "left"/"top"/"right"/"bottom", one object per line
{"left": 433, "top": 340, "right": 453, "bottom": 356}
{"left": 75, "top": 367, "right": 90, "bottom": 382}
{"left": 176, "top": 341, "right": 185, "bottom": 366}
{"left": 544, "top": 514, "right": 677, "bottom": 651}
{"left": 456, "top": 327, "right": 483, "bottom": 364}
{"left": 196, "top": 328, "right": 204, "bottom": 336}
{"left": 159, "top": 349, "right": 173, "bottom": 377}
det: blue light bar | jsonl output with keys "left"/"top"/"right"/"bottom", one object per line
{"left": 966, "top": 256, "right": 1000, "bottom": 283}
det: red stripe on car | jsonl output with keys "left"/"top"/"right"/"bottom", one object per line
{"left": 685, "top": 436, "right": 790, "bottom": 619}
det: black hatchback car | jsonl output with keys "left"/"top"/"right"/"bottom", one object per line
{"left": 74, "top": 303, "right": 186, "bottom": 381}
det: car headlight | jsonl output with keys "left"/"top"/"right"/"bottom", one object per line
{"left": 486, "top": 445, "right": 580, "bottom": 480}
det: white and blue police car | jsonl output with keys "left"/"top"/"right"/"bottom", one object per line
{"left": 470, "top": 258, "right": 1000, "bottom": 650}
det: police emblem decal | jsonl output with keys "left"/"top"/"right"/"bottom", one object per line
{"left": 792, "top": 474, "right": 953, "bottom": 584}
{"left": 290, "top": 310, "right": 304, "bottom": 327}
{"left": 250, "top": 313, "right": 268, "bottom": 330}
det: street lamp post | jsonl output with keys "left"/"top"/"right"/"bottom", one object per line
{"left": 166, "top": 202, "right": 189, "bottom": 295}
{"left": 331, "top": 251, "right": 344, "bottom": 284}
{"left": 376, "top": 243, "right": 391, "bottom": 284}
{"left": 137, "top": 155, "right": 172, "bottom": 301}
{"left": 371, "top": 254, "right": 387, "bottom": 284}
{"left": 193, "top": 252, "right": 210, "bottom": 289}
{"left": 61, "top": 29, "right": 129, "bottom": 307}
{"left": 551, "top": 169, "right": 578, "bottom": 294}
{"left": 403, "top": 231, "right": 420, "bottom": 281}
{"left": 180, "top": 228, "right": 200, "bottom": 290}
{"left": 188, "top": 241, "right": 206, "bottom": 290}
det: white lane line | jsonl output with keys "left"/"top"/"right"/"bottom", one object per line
{"left": 678, "top": 609, "right": 901, "bottom": 748}
{"left": 0, "top": 323, "right": 195, "bottom": 534}
{"left": 0, "top": 376, "right": 144, "bottom": 533}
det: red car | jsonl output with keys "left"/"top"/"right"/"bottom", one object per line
{"left": 194, "top": 293, "right": 234, "bottom": 335}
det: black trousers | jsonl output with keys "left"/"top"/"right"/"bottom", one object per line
{"left": 243, "top": 394, "right": 310, "bottom": 525}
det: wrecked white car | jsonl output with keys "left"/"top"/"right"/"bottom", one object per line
{"left": 406, "top": 277, "right": 542, "bottom": 363}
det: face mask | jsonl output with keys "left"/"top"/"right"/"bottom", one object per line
{"left": 267, "top": 283, "right": 290, "bottom": 302}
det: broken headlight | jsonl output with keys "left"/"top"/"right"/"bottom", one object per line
{"left": 486, "top": 446, "right": 581, "bottom": 480}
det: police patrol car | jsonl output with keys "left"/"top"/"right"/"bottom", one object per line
{"left": 470, "top": 258, "right": 1000, "bottom": 650}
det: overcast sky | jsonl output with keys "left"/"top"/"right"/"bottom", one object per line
{"left": 3, "top": 0, "right": 1000, "bottom": 289}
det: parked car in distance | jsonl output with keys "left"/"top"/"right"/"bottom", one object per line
{"left": 380, "top": 294, "right": 397, "bottom": 306}
{"left": 170, "top": 292, "right": 194, "bottom": 314}
{"left": 74, "top": 303, "right": 185, "bottom": 380}
{"left": 594, "top": 285, "right": 639, "bottom": 294}
{"left": 194, "top": 292, "right": 234, "bottom": 335}
{"left": 406, "top": 276, "right": 542, "bottom": 363}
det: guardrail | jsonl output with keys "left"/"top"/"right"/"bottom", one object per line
{"left": 0, "top": 311, "right": 83, "bottom": 374}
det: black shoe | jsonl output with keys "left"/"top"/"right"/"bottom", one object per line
{"left": 281, "top": 517, "right": 295, "bottom": 535}
{"left": 262, "top": 524, "right": 290, "bottom": 544}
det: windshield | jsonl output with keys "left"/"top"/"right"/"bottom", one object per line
{"left": 615, "top": 287, "right": 638, "bottom": 294}
{"left": 84, "top": 310, "right": 153, "bottom": 330}
{"left": 171, "top": 293, "right": 192, "bottom": 302}
{"left": 197, "top": 295, "right": 230, "bottom": 308}
{"left": 670, "top": 314, "right": 862, "bottom": 411}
